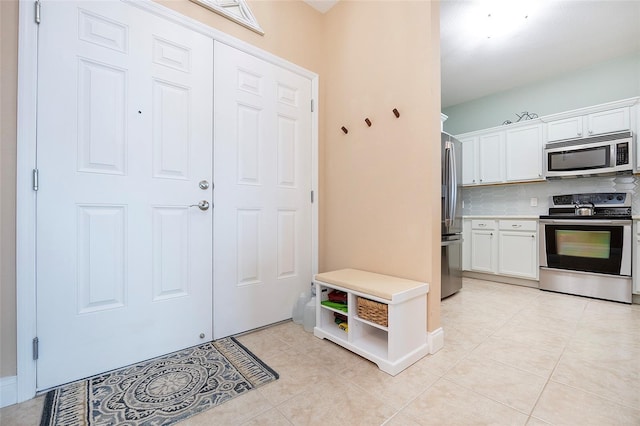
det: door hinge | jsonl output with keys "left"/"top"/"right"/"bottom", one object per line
{"left": 311, "top": 190, "right": 314, "bottom": 203}
{"left": 35, "top": 0, "right": 41, "bottom": 24}
{"left": 311, "top": 99, "right": 314, "bottom": 113}
{"left": 32, "top": 168, "right": 39, "bottom": 191}
{"left": 32, "top": 337, "right": 39, "bottom": 360}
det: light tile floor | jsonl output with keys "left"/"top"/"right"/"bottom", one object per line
{"left": 2, "top": 277, "right": 639, "bottom": 425}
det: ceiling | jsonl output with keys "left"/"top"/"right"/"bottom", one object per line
{"left": 303, "top": 1, "right": 640, "bottom": 109}
{"left": 441, "top": 0, "right": 640, "bottom": 108}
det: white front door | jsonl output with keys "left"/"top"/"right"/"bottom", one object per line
{"left": 36, "top": 0, "right": 213, "bottom": 389}
{"left": 213, "top": 42, "right": 313, "bottom": 338}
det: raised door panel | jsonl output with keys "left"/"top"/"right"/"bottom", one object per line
{"left": 460, "top": 137, "right": 477, "bottom": 185}
{"left": 547, "top": 116, "right": 583, "bottom": 142}
{"left": 76, "top": 205, "right": 126, "bottom": 313}
{"left": 587, "top": 107, "right": 630, "bottom": 136}
{"left": 505, "top": 124, "right": 543, "bottom": 182}
{"left": 152, "top": 80, "right": 190, "bottom": 179}
{"left": 498, "top": 231, "right": 538, "bottom": 279}
{"left": 478, "top": 132, "right": 505, "bottom": 184}
{"left": 471, "top": 230, "right": 495, "bottom": 273}
{"left": 77, "top": 59, "right": 126, "bottom": 175}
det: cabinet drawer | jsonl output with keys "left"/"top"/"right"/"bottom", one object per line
{"left": 499, "top": 220, "right": 537, "bottom": 231}
{"left": 471, "top": 220, "right": 496, "bottom": 230}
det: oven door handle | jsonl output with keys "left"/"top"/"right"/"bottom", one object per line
{"left": 539, "top": 219, "right": 630, "bottom": 225}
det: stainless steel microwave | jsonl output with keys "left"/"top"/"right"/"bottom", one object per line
{"left": 544, "top": 131, "right": 633, "bottom": 178}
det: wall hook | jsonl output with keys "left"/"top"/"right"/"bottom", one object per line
{"left": 392, "top": 108, "right": 400, "bottom": 118}
{"left": 341, "top": 126, "right": 349, "bottom": 134}
{"left": 365, "top": 118, "right": 372, "bottom": 127}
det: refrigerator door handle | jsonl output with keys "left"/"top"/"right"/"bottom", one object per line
{"left": 444, "top": 140, "right": 456, "bottom": 228}
{"left": 443, "top": 144, "right": 450, "bottom": 227}
{"left": 449, "top": 141, "right": 457, "bottom": 224}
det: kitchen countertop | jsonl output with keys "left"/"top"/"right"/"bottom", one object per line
{"left": 463, "top": 215, "right": 540, "bottom": 220}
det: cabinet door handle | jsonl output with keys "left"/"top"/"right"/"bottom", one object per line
{"left": 511, "top": 224, "right": 522, "bottom": 228}
{"left": 479, "top": 223, "right": 486, "bottom": 227}
{"left": 531, "top": 235, "right": 535, "bottom": 238}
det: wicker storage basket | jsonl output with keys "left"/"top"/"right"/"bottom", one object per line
{"left": 356, "top": 297, "right": 388, "bottom": 327}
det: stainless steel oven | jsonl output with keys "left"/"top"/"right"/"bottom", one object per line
{"left": 539, "top": 192, "right": 632, "bottom": 303}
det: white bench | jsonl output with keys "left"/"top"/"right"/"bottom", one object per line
{"left": 313, "top": 268, "right": 429, "bottom": 376}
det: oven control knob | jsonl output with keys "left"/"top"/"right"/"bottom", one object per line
{"left": 617, "top": 195, "right": 624, "bottom": 201}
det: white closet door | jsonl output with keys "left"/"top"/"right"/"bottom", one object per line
{"left": 213, "top": 41, "right": 313, "bottom": 338}
{"left": 36, "top": 0, "right": 213, "bottom": 389}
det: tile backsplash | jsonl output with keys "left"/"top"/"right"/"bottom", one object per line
{"left": 461, "top": 175, "right": 640, "bottom": 216}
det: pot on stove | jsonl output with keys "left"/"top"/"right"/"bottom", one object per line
{"left": 574, "top": 202, "right": 595, "bottom": 216}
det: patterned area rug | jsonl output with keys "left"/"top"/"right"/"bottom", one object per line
{"left": 40, "top": 337, "right": 278, "bottom": 425}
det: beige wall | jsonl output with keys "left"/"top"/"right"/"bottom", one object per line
{"left": 322, "top": 0, "right": 441, "bottom": 329}
{"left": 1, "top": 0, "right": 19, "bottom": 378}
{"left": 0, "top": 0, "right": 441, "bottom": 380}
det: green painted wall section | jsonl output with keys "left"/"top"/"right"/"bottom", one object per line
{"left": 442, "top": 52, "right": 640, "bottom": 135}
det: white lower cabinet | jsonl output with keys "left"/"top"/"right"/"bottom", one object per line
{"left": 634, "top": 221, "right": 640, "bottom": 295}
{"left": 462, "top": 219, "right": 472, "bottom": 271}
{"left": 313, "top": 269, "right": 429, "bottom": 376}
{"left": 467, "top": 218, "right": 538, "bottom": 281}
{"left": 497, "top": 220, "right": 538, "bottom": 280}
{"left": 470, "top": 220, "right": 498, "bottom": 273}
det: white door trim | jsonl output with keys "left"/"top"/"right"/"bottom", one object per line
{"left": 16, "top": 0, "right": 319, "bottom": 402}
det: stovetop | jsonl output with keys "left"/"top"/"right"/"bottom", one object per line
{"left": 540, "top": 192, "right": 632, "bottom": 220}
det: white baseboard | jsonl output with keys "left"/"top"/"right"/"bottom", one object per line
{"left": 427, "top": 327, "right": 444, "bottom": 354}
{"left": 463, "top": 271, "right": 539, "bottom": 288}
{"left": 0, "top": 376, "right": 18, "bottom": 408}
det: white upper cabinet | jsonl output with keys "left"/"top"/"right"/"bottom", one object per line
{"left": 455, "top": 97, "right": 639, "bottom": 187}
{"left": 636, "top": 105, "right": 640, "bottom": 173}
{"left": 587, "top": 107, "right": 630, "bottom": 136}
{"left": 460, "top": 136, "right": 478, "bottom": 185}
{"left": 546, "top": 106, "right": 631, "bottom": 143}
{"left": 461, "top": 126, "right": 541, "bottom": 186}
{"left": 505, "top": 124, "right": 543, "bottom": 182}
{"left": 478, "top": 132, "right": 505, "bottom": 184}
{"left": 546, "top": 116, "right": 583, "bottom": 142}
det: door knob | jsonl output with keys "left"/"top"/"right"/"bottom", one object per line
{"left": 199, "top": 180, "right": 210, "bottom": 190}
{"left": 190, "top": 200, "right": 210, "bottom": 211}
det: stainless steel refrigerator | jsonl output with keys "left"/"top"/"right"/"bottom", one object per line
{"left": 441, "top": 132, "right": 463, "bottom": 298}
